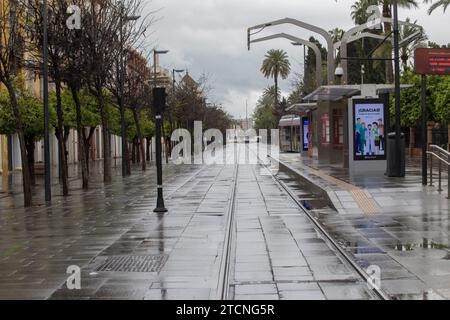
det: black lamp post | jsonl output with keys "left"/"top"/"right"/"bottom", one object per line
{"left": 119, "top": 12, "right": 140, "bottom": 177}
{"left": 153, "top": 49, "right": 169, "bottom": 213}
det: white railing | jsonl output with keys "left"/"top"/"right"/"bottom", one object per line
{"left": 427, "top": 145, "right": 450, "bottom": 199}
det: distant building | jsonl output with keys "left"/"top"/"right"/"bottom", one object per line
{"left": 149, "top": 54, "right": 171, "bottom": 88}
{"left": 234, "top": 118, "right": 254, "bottom": 132}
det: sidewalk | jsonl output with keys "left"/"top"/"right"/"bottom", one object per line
{"left": 277, "top": 152, "right": 450, "bottom": 299}
{"left": 0, "top": 148, "right": 377, "bottom": 300}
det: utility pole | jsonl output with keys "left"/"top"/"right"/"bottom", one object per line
{"left": 43, "top": 0, "right": 51, "bottom": 203}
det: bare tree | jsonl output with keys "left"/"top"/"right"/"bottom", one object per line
{"left": 0, "top": 0, "right": 32, "bottom": 206}
{"left": 81, "top": 0, "right": 148, "bottom": 183}
{"left": 125, "top": 48, "right": 151, "bottom": 171}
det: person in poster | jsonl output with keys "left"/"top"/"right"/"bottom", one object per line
{"left": 353, "top": 100, "right": 386, "bottom": 160}
{"left": 355, "top": 118, "right": 361, "bottom": 154}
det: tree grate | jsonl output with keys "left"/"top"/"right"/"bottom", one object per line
{"left": 94, "top": 255, "right": 168, "bottom": 273}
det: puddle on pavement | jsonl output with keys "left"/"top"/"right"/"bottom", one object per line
{"left": 392, "top": 290, "right": 444, "bottom": 300}
{"left": 275, "top": 170, "right": 331, "bottom": 211}
{"left": 393, "top": 238, "right": 449, "bottom": 252}
{"left": 337, "top": 240, "right": 385, "bottom": 254}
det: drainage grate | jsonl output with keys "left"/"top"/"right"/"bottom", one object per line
{"left": 94, "top": 255, "right": 168, "bottom": 273}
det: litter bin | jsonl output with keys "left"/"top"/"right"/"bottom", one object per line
{"left": 386, "top": 132, "right": 405, "bottom": 177}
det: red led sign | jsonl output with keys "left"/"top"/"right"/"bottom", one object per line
{"left": 415, "top": 48, "right": 450, "bottom": 75}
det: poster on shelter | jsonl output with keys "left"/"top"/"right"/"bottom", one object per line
{"left": 302, "top": 118, "right": 309, "bottom": 151}
{"left": 353, "top": 99, "right": 386, "bottom": 161}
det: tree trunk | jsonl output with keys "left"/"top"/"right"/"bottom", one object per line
{"left": 70, "top": 86, "right": 89, "bottom": 190}
{"left": 146, "top": 137, "right": 151, "bottom": 161}
{"left": 409, "top": 126, "right": 415, "bottom": 157}
{"left": 274, "top": 73, "right": 278, "bottom": 109}
{"left": 97, "top": 91, "right": 112, "bottom": 183}
{"left": 126, "top": 142, "right": 131, "bottom": 174}
{"left": 131, "top": 138, "right": 136, "bottom": 164}
{"left": 383, "top": 3, "right": 394, "bottom": 84}
{"left": 55, "top": 79, "right": 69, "bottom": 196}
{"left": 24, "top": 135, "right": 36, "bottom": 186}
{"left": 84, "top": 127, "right": 96, "bottom": 175}
{"left": 5, "top": 81, "right": 32, "bottom": 207}
{"left": 136, "top": 139, "right": 141, "bottom": 164}
{"left": 132, "top": 108, "right": 146, "bottom": 171}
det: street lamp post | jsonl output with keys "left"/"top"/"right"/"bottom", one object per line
{"left": 153, "top": 49, "right": 169, "bottom": 213}
{"left": 119, "top": 12, "right": 140, "bottom": 177}
{"left": 171, "top": 68, "right": 184, "bottom": 130}
{"left": 42, "top": 0, "right": 51, "bottom": 203}
{"left": 392, "top": 0, "right": 404, "bottom": 177}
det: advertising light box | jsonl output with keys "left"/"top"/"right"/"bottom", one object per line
{"left": 353, "top": 99, "right": 387, "bottom": 161}
{"left": 302, "top": 117, "right": 309, "bottom": 151}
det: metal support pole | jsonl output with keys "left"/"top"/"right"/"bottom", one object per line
{"left": 153, "top": 87, "right": 167, "bottom": 213}
{"left": 392, "top": 0, "right": 403, "bottom": 177}
{"left": 438, "top": 150, "right": 442, "bottom": 192}
{"left": 447, "top": 164, "right": 449, "bottom": 199}
{"left": 43, "top": 0, "right": 51, "bottom": 203}
{"left": 430, "top": 154, "right": 433, "bottom": 186}
{"left": 421, "top": 75, "right": 427, "bottom": 185}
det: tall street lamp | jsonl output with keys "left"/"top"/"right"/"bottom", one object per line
{"left": 42, "top": 0, "right": 51, "bottom": 203}
{"left": 172, "top": 68, "right": 184, "bottom": 102}
{"left": 119, "top": 12, "right": 140, "bottom": 177}
{"left": 171, "top": 68, "right": 184, "bottom": 131}
{"left": 392, "top": 0, "right": 405, "bottom": 177}
{"left": 153, "top": 49, "right": 169, "bottom": 213}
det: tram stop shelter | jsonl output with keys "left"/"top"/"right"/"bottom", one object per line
{"left": 286, "top": 84, "right": 413, "bottom": 174}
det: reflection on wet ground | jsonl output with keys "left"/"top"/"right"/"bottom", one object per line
{"left": 277, "top": 153, "right": 450, "bottom": 300}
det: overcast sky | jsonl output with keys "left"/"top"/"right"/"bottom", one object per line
{"left": 144, "top": 0, "right": 449, "bottom": 119}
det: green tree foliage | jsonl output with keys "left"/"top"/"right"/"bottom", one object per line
{"left": 389, "top": 70, "right": 450, "bottom": 127}
{"left": 0, "top": 88, "right": 55, "bottom": 138}
{"left": 49, "top": 88, "right": 101, "bottom": 129}
{"left": 253, "top": 86, "right": 284, "bottom": 130}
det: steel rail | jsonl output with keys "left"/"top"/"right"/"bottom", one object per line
{"left": 262, "top": 154, "right": 390, "bottom": 300}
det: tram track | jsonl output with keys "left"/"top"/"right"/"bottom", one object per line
{"left": 260, "top": 155, "right": 390, "bottom": 300}
{"left": 215, "top": 143, "right": 390, "bottom": 300}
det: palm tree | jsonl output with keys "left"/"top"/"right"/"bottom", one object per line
{"left": 351, "top": 0, "right": 419, "bottom": 83}
{"left": 424, "top": 0, "right": 450, "bottom": 14}
{"left": 351, "top": 0, "right": 379, "bottom": 25}
{"left": 329, "top": 28, "right": 345, "bottom": 43}
{"left": 399, "top": 18, "right": 428, "bottom": 71}
{"left": 260, "top": 49, "right": 290, "bottom": 109}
